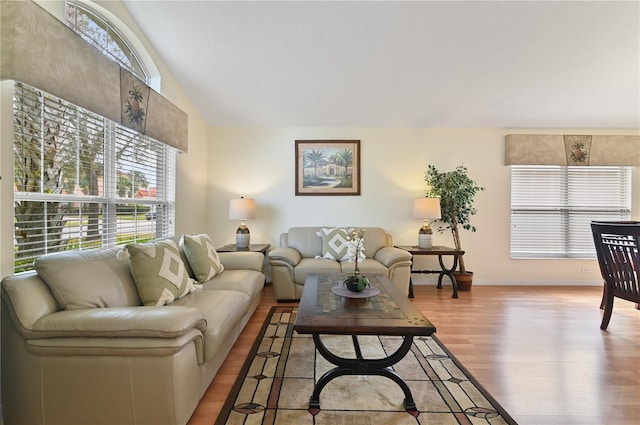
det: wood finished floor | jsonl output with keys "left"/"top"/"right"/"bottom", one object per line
{"left": 190, "top": 284, "right": 640, "bottom": 425}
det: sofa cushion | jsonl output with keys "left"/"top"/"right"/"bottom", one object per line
{"left": 34, "top": 247, "right": 140, "bottom": 310}
{"left": 202, "top": 269, "right": 264, "bottom": 299}
{"left": 318, "top": 228, "right": 351, "bottom": 261}
{"left": 125, "top": 240, "right": 200, "bottom": 306}
{"left": 341, "top": 258, "right": 388, "bottom": 276}
{"left": 180, "top": 234, "right": 224, "bottom": 282}
{"left": 293, "top": 258, "right": 342, "bottom": 284}
{"left": 171, "top": 289, "right": 250, "bottom": 361}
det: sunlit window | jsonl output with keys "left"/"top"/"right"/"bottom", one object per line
{"left": 65, "top": 1, "right": 148, "bottom": 83}
{"left": 13, "top": 82, "right": 175, "bottom": 273}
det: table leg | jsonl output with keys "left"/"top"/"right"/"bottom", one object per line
{"left": 436, "top": 255, "right": 459, "bottom": 298}
{"left": 309, "top": 334, "right": 418, "bottom": 412}
{"left": 408, "top": 277, "right": 414, "bottom": 298}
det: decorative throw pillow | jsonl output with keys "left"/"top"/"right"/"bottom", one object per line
{"left": 180, "top": 233, "right": 224, "bottom": 282}
{"left": 124, "top": 239, "right": 200, "bottom": 306}
{"left": 317, "top": 228, "right": 351, "bottom": 261}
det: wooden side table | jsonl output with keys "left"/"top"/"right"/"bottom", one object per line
{"left": 395, "top": 245, "right": 465, "bottom": 298}
{"left": 216, "top": 243, "right": 270, "bottom": 254}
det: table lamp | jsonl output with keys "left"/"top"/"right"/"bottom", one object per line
{"left": 412, "top": 197, "right": 441, "bottom": 249}
{"left": 229, "top": 197, "right": 256, "bottom": 249}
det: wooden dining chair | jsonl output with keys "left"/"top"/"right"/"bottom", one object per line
{"left": 591, "top": 221, "right": 640, "bottom": 330}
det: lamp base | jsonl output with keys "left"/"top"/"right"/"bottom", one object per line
{"left": 418, "top": 223, "right": 433, "bottom": 249}
{"left": 236, "top": 224, "right": 250, "bottom": 250}
{"left": 418, "top": 234, "right": 433, "bottom": 249}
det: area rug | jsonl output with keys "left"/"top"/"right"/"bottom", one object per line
{"left": 215, "top": 306, "right": 518, "bottom": 425}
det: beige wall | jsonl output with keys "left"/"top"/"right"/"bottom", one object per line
{"left": 207, "top": 127, "right": 640, "bottom": 285}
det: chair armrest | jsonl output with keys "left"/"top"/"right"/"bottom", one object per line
{"left": 219, "top": 251, "right": 265, "bottom": 271}
{"left": 268, "top": 247, "right": 302, "bottom": 267}
{"left": 28, "top": 306, "right": 207, "bottom": 339}
{"left": 374, "top": 246, "right": 412, "bottom": 267}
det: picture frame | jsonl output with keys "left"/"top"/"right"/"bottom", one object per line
{"left": 295, "top": 140, "right": 361, "bottom": 196}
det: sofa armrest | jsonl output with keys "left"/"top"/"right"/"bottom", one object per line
{"left": 219, "top": 251, "right": 264, "bottom": 271}
{"left": 28, "top": 306, "right": 207, "bottom": 339}
{"left": 374, "top": 246, "right": 413, "bottom": 267}
{"left": 268, "top": 246, "right": 302, "bottom": 267}
{"left": 26, "top": 331, "right": 205, "bottom": 362}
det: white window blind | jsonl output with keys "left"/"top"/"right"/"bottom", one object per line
{"left": 13, "top": 82, "right": 175, "bottom": 273}
{"left": 510, "top": 165, "right": 631, "bottom": 259}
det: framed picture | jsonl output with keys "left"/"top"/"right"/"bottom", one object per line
{"left": 295, "top": 140, "right": 361, "bottom": 196}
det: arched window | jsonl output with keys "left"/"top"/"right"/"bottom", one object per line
{"left": 64, "top": 1, "right": 149, "bottom": 83}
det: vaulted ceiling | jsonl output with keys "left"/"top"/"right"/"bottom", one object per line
{"left": 122, "top": 1, "right": 640, "bottom": 129}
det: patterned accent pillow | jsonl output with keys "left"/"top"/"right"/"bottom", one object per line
{"left": 125, "top": 240, "right": 200, "bottom": 306}
{"left": 181, "top": 234, "right": 225, "bottom": 282}
{"left": 317, "top": 228, "right": 351, "bottom": 261}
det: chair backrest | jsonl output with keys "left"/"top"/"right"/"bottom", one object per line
{"left": 591, "top": 221, "right": 640, "bottom": 303}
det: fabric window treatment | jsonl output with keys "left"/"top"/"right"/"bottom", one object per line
{"left": 1, "top": 0, "right": 187, "bottom": 152}
{"left": 505, "top": 134, "right": 639, "bottom": 166}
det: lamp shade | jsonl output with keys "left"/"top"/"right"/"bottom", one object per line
{"left": 412, "top": 198, "right": 441, "bottom": 220}
{"left": 228, "top": 197, "right": 256, "bottom": 220}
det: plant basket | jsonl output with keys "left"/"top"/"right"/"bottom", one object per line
{"left": 454, "top": 271, "right": 474, "bottom": 291}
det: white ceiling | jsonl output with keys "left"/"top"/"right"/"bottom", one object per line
{"left": 122, "top": 1, "right": 640, "bottom": 128}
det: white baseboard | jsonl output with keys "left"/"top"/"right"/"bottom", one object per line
{"left": 410, "top": 274, "right": 603, "bottom": 286}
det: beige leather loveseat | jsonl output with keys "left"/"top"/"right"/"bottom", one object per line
{"left": 1, "top": 236, "right": 265, "bottom": 425}
{"left": 268, "top": 227, "right": 412, "bottom": 300}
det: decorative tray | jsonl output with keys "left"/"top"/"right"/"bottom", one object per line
{"left": 331, "top": 285, "right": 380, "bottom": 299}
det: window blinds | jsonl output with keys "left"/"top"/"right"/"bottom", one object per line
{"left": 510, "top": 165, "right": 631, "bottom": 259}
{"left": 13, "top": 82, "right": 176, "bottom": 273}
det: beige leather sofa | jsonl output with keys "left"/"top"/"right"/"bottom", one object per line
{"left": 268, "top": 227, "right": 412, "bottom": 300}
{"left": 1, "top": 240, "right": 265, "bottom": 425}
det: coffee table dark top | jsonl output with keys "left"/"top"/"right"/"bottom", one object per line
{"left": 294, "top": 273, "right": 436, "bottom": 336}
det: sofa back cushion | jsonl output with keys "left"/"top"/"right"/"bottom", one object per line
{"left": 285, "top": 227, "right": 325, "bottom": 258}
{"left": 361, "top": 227, "right": 388, "bottom": 256}
{"left": 284, "top": 226, "right": 389, "bottom": 259}
{"left": 34, "top": 247, "right": 140, "bottom": 310}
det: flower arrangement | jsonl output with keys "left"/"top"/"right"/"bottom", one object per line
{"left": 343, "top": 228, "right": 369, "bottom": 292}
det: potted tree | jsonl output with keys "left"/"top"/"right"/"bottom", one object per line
{"left": 424, "top": 165, "right": 484, "bottom": 290}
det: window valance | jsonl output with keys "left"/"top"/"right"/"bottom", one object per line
{"left": 0, "top": 1, "right": 188, "bottom": 152}
{"left": 505, "top": 134, "right": 639, "bottom": 166}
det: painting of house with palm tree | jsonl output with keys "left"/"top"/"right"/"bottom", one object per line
{"left": 295, "top": 140, "right": 360, "bottom": 195}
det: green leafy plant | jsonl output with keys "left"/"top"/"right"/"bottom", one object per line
{"left": 425, "top": 165, "right": 484, "bottom": 274}
{"left": 344, "top": 275, "right": 370, "bottom": 292}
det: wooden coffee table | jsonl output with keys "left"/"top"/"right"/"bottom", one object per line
{"left": 293, "top": 273, "right": 437, "bottom": 412}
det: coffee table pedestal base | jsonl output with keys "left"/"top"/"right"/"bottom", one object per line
{"left": 309, "top": 334, "right": 418, "bottom": 412}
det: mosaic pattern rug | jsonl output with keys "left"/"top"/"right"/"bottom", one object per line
{"left": 215, "top": 306, "right": 518, "bottom": 425}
